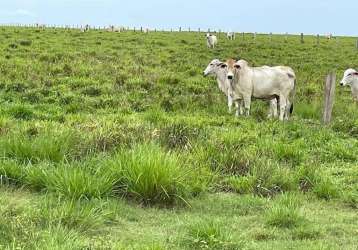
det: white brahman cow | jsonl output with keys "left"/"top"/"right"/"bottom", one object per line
{"left": 227, "top": 32, "right": 235, "bottom": 40}
{"left": 340, "top": 69, "right": 358, "bottom": 102}
{"left": 203, "top": 59, "right": 279, "bottom": 118}
{"left": 223, "top": 59, "right": 296, "bottom": 121}
{"left": 206, "top": 33, "right": 217, "bottom": 48}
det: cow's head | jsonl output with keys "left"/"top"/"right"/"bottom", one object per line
{"left": 340, "top": 69, "right": 358, "bottom": 86}
{"left": 203, "top": 59, "right": 226, "bottom": 77}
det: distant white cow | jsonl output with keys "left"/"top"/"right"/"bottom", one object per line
{"left": 108, "top": 25, "right": 121, "bottom": 32}
{"left": 227, "top": 32, "right": 235, "bottom": 40}
{"left": 81, "top": 24, "right": 90, "bottom": 32}
{"left": 223, "top": 59, "right": 296, "bottom": 121}
{"left": 206, "top": 33, "right": 217, "bottom": 48}
{"left": 203, "top": 59, "right": 279, "bottom": 117}
{"left": 340, "top": 69, "right": 358, "bottom": 102}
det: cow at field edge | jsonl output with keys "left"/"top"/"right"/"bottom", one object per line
{"left": 206, "top": 33, "right": 217, "bottom": 48}
{"left": 227, "top": 32, "right": 235, "bottom": 40}
{"left": 223, "top": 59, "right": 296, "bottom": 121}
{"left": 203, "top": 59, "right": 280, "bottom": 118}
{"left": 340, "top": 69, "right": 358, "bottom": 102}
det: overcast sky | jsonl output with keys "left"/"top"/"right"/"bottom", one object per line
{"left": 0, "top": 0, "right": 357, "bottom": 36}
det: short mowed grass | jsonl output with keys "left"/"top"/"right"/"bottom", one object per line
{"left": 0, "top": 27, "right": 357, "bottom": 249}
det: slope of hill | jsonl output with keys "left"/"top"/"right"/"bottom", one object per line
{"left": 0, "top": 27, "right": 357, "bottom": 249}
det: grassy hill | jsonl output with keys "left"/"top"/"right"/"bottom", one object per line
{"left": 0, "top": 27, "right": 357, "bottom": 249}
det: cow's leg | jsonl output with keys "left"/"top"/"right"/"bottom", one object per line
{"left": 268, "top": 99, "right": 278, "bottom": 119}
{"left": 228, "top": 94, "right": 233, "bottom": 113}
{"left": 284, "top": 100, "right": 291, "bottom": 120}
{"left": 235, "top": 100, "right": 242, "bottom": 117}
{"left": 279, "top": 95, "right": 287, "bottom": 121}
{"left": 239, "top": 99, "right": 245, "bottom": 115}
{"left": 243, "top": 96, "right": 251, "bottom": 116}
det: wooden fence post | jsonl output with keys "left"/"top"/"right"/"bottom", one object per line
{"left": 323, "top": 72, "right": 336, "bottom": 124}
{"left": 316, "top": 34, "right": 320, "bottom": 46}
{"left": 253, "top": 32, "right": 257, "bottom": 41}
{"left": 269, "top": 32, "right": 272, "bottom": 42}
{"left": 300, "top": 33, "right": 304, "bottom": 43}
{"left": 179, "top": 27, "right": 181, "bottom": 32}
{"left": 188, "top": 27, "right": 190, "bottom": 32}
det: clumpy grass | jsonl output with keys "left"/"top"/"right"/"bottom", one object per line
{"left": 265, "top": 193, "right": 305, "bottom": 228}
{"left": 295, "top": 165, "right": 340, "bottom": 200}
{"left": 183, "top": 219, "right": 240, "bottom": 250}
{"left": 107, "top": 143, "right": 198, "bottom": 205}
{"left": 312, "top": 175, "right": 340, "bottom": 200}
{"left": 38, "top": 197, "right": 111, "bottom": 233}
{"left": 291, "top": 225, "right": 321, "bottom": 240}
{"left": 0, "top": 127, "right": 77, "bottom": 163}
{"left": 7, "top": 104, "right": 35, "bottom": 120}
{"left": 26, "top": 163, "right": 116, "bottom": 199}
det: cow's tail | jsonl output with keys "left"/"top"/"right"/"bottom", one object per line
{"left": 289, "top": 78, "right": 296, "bottom": 115}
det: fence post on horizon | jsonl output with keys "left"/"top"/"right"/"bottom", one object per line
{"left": 317, "top": 34, "right": 320, "bottom": 46}
{"left": 140, "top": 26, "right": 143, "bottom": 32}
{"left": 301, "top": 33, "right": 304, "bottom": 43}
{"left": 269, "top": 32, "right": 272, "bottom": 42}
{"left": 323, "top": 72, "right": 336, "bottom": 125}
{"left": 253, "top": 32, "right": 257, "bottom": 42}
{"left": 179, "top": 27, "right": 181, "bottom": 32}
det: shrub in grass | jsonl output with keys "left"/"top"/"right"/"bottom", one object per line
{"left": 265, "top": 193, "right": 305, "bottom": 228}
{"left": 184, "top": 220, "right": 239, "bottom": 250}
{"left": 107, "top": 144, "right": 194, "bottom": 205}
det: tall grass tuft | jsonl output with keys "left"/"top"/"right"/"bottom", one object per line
{"left": 0, "top": 128, "right": 77, "bottom": 163}
{"left": 107, "top": 144, "right": 194, "bottom": 205}
{"left": 265, "top": 193, "right": 305, "bottom": 228}
{"left": 183, "top": 219, "right": 240, "bottom": 250}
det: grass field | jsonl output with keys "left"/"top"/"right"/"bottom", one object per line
{"left": 0, "top": 27, "right": 357, "bottom": 249}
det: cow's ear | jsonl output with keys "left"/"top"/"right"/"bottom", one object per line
{"left": 219, "top": 63, "right": 227, "bottom": 68}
